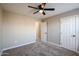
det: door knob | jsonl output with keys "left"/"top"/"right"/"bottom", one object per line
{"left": 72, "top": 35, "right": 76, "bottom": 37}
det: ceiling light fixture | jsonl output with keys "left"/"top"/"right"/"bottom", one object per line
{"left": 39, "top": 10, "right": 43, "bottom": 13}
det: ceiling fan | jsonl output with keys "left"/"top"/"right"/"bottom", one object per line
{"left": 28, "top": 3, "right": 55, "bottom": 15}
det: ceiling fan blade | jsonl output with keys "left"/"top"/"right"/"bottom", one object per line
{"left": 44, "top": 8, "right": 55, "bottom": 11}
{"left": 28, "top": 6, "right": 38, "bottom": 9}
{"left": 42, "top": 11, "right": 46, "bottom": 15}
{"left": 33, "top": 10, "right": 39, "bottom": 14}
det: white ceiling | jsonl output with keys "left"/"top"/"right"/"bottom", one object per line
{"left": 1, "top": 3, "right": 79, "bottom": 19}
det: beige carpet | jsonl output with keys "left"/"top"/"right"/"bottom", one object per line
{"left": 1, "top": 42, "right": 79, "bottom": 56}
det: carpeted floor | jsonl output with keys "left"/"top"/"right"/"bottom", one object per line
{"left": 1, "top": 42, "right": 79, "bottom": 56}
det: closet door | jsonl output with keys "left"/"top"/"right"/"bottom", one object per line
{"left": 60, "top": 16, "right": 76, "bottom": 51}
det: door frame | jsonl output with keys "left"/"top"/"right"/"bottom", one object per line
{"left": 41, "top": 21, "right": 48, "bottom": 42}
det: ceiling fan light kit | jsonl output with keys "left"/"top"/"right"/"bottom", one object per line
{"left": 39, "top": 10, "right": 43, "bottom": 13}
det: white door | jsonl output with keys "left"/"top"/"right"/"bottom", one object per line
{"left": 41, "top": 22, "right": 48, "bottom": 42}
{"left": 60, "top": 16, "right": 76, "bottom": 51}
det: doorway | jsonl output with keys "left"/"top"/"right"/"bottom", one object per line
{"left": 41, "top": 22, "right": 48, "bottom": 42}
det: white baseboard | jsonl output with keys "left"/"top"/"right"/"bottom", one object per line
{"left": 2, "top": 41, "right": 36, "bottom": 53}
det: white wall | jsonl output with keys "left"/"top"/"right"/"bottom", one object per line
{"left": 2, "top": 11, "right": 38, "bottom": 50}
{"left": 47, "top": 17, "right": 60, "bottom": 44}
{"left": 0, "top": 6, "right": 2, "bottom": 52}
